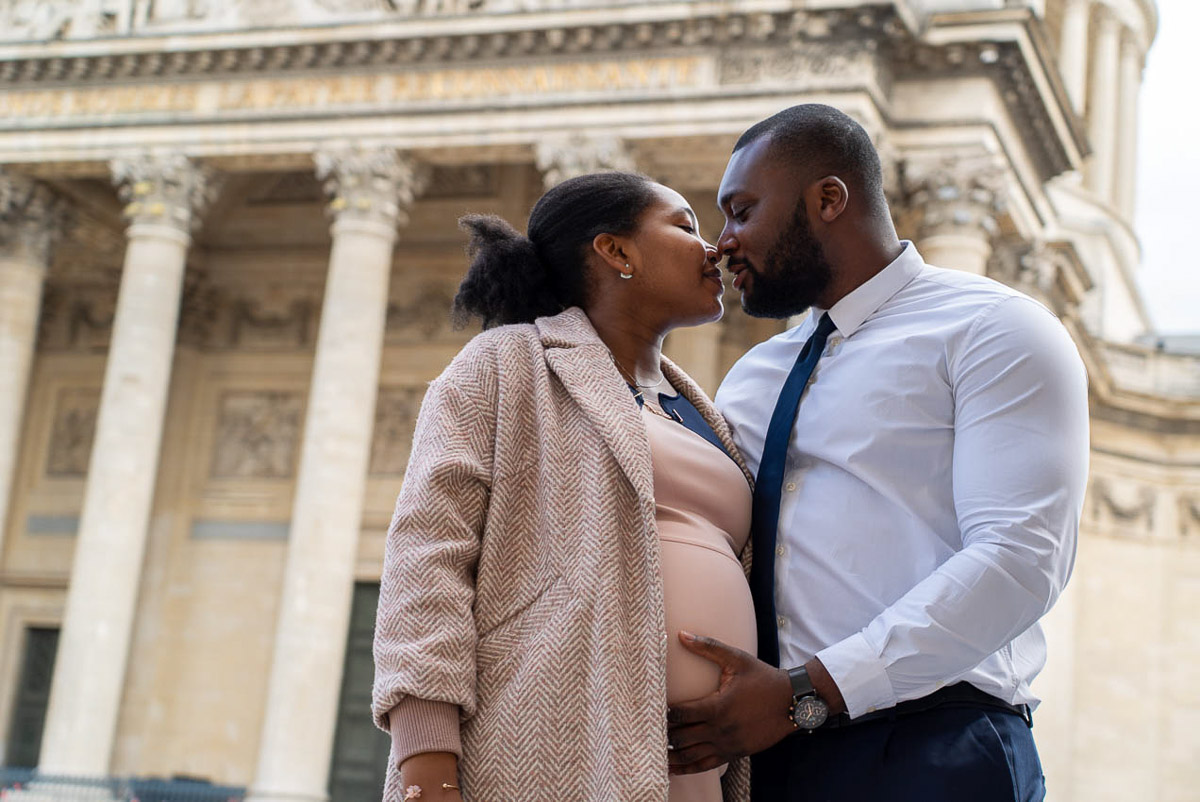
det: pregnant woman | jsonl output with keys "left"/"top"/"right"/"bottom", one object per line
{"left": 372, "top": 171, "right": 755, "bottom": 801}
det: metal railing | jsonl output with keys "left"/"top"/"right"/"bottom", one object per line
{"left": 0, "top": 770, "right": 244, "bottom": 802}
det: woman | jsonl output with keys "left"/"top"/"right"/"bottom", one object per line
{"left": 372, "top": 172, "right": 756, "bottom": 802}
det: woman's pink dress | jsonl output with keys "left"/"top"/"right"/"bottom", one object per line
{"left": 642, "top": 405, "right": 756, "bottom": 802}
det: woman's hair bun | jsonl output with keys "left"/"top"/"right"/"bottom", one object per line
{"left": 452, "top": 214, "right": 562, "bottom": 329}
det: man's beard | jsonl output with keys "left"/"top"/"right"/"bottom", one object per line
{"left": 739, "top": 199, "right": 834, "bottom": 319}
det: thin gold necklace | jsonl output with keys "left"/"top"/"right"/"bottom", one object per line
{"left": 611, "top": 355, "right": 683, "bottom": 423}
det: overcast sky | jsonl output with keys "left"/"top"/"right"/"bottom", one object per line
{"left": 1134, "top": 0, "right": 1199, "bottom": 334}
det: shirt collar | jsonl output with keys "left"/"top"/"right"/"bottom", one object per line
{"left": 811, "top": 241, "right": 922, "bottom": 338}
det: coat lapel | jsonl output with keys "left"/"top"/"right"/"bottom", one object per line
{"left": 538, "top": 309, "right": 656, "bottom": 506}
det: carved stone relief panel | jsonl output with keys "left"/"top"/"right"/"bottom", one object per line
{"left": 175, "top": 272, "right": 321, "bottom": 351}
{"left": 384, "top": 283, "right": 460, "bottom": 344}
{"left": 1086, "top": 476, "right": 1157, "bottom": 539}
{"left": 45, "top": 388, "right": 101, "bottom": 477}
{"left": 369, "top": 386, "right": 427, "bottom": 476}
{"left": 209, "top": 390, "right": 304, "bottom": 479}
{"left": 1181, "top": 496, "right": 1200, "bottom": 540}
{"left": 719, "top": 43, "right": 888, "bottom": 96}
{"left": 423, "top": 166, "right": 498, "bottom": 199}
{"left": 38, "top": 283, "right": 119, "bottom": 351}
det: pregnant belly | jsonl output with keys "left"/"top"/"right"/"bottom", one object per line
{"left": 660, "top": 535, "right": 757, "bottom": 705}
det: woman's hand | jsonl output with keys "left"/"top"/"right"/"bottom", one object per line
{"left": 400, "top": 752, "right": 463, "bottom": 800}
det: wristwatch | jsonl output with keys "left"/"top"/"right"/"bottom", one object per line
{"left": 787, "top": 665, "right": 829, "bottom": 731}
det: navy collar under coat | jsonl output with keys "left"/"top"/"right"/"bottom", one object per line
{"left": 535, "top": 307, "right": 754, "bottom": 507}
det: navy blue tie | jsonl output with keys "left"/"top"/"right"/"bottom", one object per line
{"left": 750, "top": 313, "right": 836, "bottom": 667}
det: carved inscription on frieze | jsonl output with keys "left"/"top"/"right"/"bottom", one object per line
{"left": 210, "top": 390, "right": 304, "bottom": 479}
{"left": 0, "top": 56, "right": 703, "bottom": 123}
{"left": 46, "top": 387, "right": 101, "bottom": 477}
{"left": 369, "top": 386, "right": 427, "bottom": 476}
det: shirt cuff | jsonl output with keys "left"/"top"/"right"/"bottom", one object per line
{"left": 816, "top": 632, "right": 897, "bottom": 719}
{"left": 388, "top": 697, "right": 463, "bottom": 768}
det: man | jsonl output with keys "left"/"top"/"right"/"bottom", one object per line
{"left": 666, "top": 104, "right": 1088, "bottom": 801}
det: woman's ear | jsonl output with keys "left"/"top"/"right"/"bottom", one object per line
{"left": 592, "top": 233, "right": 635, "bottom": 278}
{"left": 814, "top": 176, "right": 849, "bottom": 223}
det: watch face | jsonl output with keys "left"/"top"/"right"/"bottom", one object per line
{"left": 792, "top": 695, "right": 829, "bottom": 730}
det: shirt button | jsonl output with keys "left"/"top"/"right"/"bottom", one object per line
{"left": 775, "top": 545, "right": 785, "bottom": 556}
{"left": 785, "top": 482, "right": 797, "bottom": 492}
{"left": 776, "top": 615, "right": 787, "bottom": 627}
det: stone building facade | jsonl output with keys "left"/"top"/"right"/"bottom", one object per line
{"left": 0, "top": 1, "right": 1196, "bottom": 800}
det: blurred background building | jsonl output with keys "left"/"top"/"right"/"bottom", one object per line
{"left": 0, "top": 0, "right": 1196, "bottom": 800}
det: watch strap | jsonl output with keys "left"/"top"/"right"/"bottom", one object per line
{"left": 787, "top": 665, "right": 816, "bottom": 700}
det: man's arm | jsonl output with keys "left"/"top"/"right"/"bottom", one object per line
{"left": 669, "top": 296, "right": 1089, "bottom": 769}
{"left": 817, "top": 296, "right": 1088, "bottom": 716}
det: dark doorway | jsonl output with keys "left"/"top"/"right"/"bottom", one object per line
{"left": 327, "top": 583, "right": 390, "bottom": 801}
{"left": 4, "top": 627, "right": 60, "bottom": 768}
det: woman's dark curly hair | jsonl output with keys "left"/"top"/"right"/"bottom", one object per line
{"left": 452, "top": 171, "right": 660, "bottom": 329}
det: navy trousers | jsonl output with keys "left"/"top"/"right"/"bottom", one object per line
{"left": 751, "top": 706, "right": 1046, "bottom": 802}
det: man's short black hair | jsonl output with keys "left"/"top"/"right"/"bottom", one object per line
{"left": 735, "top": 104, "right": 886, "bottom": 212}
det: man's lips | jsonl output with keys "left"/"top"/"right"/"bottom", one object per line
{"left": 728, "top": 262, "right": 751, "bottom": 291}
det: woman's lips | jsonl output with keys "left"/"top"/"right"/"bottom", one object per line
{"left": 704, "top": 269, "right": 724, "bottom": 291}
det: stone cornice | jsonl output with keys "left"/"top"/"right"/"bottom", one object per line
{"left": 907, "top": 7, "right": 1088, "bottom": 180}
{"left": 0, "top": 4, "right": 906, "bottom": 86}
{"left": 1072, "top": 322, "right": 1200, "bottom": 436}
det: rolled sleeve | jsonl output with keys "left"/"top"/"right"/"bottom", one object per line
{"left": 388, "top": 698, "right": 464, "bottom": 768}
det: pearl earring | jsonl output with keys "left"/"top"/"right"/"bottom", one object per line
{"left": 621, "top": 263, "right": 633, "bottom": 280}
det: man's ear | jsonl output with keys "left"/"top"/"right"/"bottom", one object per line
{"left": 592, "top": 233, "right": 635, "bottom": 278}
{"left": 814, "top": 176, "right": 849, "bottom": 223}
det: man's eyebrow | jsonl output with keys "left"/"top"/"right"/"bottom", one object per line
{"left": 717, "top": 189, "right": 742, "bottom": 209}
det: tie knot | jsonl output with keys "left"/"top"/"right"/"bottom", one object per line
{"left": 814, "top": 313, "right": 836, "bottom": 340}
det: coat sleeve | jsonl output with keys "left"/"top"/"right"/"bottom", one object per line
{"left": 372, "top": 337, "right": 499, "bottom": 732}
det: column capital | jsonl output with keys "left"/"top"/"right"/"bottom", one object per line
{"left": 1119, "top": 27, "right": 1146, "bottom": 68}
{"left": 901, "top": 152, "right": 1007, "bottom": 241}
{"left": 313, "top": 146, "right": 428, "bottom": 231}
{"left": 110, "top": 152, "right": 215, "bottom": 234}
{"left": 535, "top": 133, "right": 636, "bottom": 188}
{"left": 0, "top": 170, "right": 71, "bottom": 265}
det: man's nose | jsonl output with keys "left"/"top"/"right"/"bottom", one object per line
{"left": 716, "top": 225, "right": 736, "bottom": 257}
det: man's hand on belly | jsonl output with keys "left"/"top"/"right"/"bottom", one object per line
{"left": 665, "top": 632, "right": 796, "bottom": 775}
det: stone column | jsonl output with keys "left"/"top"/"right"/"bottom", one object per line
{"left": 1115, "top": 32, "right": 1144, "bottom": 222}
{"left": 1086, "top": 10, "right": 1122, "bottom": 204}
{"left": 246, "top": 148, "right": 426, "bottom": 802}
{"left": 38, "top": 153, "right": 211, "bottom": 776}
{"left": 903, "top": 153, "right": 1006, "bottom": 276}
{"left": 1058, "top": 0, "right": 1092, "bottom": 111}
{"left": 0, "top": 174, "right": 67, "bottom": 554}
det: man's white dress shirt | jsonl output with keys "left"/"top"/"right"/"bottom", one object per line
{"left": 715, "top": 242, "right": 1089, "bottom": 719}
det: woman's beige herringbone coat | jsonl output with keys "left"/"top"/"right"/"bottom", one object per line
{"left": 372, "top": 307, "right": 754, "bottom": 802}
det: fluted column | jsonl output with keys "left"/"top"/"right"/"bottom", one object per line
{"left": 1115, "top": 32, "right": 1144, "bottom": 221}
{"left": 903, "top": 153, "right": 1006, "bottom": 276}
{"left": 246, "top": 148, "right": 426, "bottom": 802}
{"left": 1086, "top": 10, "right": 1122, "bottom": 203}
{"left": 38, "top": 153, "right": 211, "bottom": 776}
{"left": 0, "top": 174, "right": 67, "bottom": 555}
{"left": 1058, "top": 0, "right": 1092, "bottom": 111}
